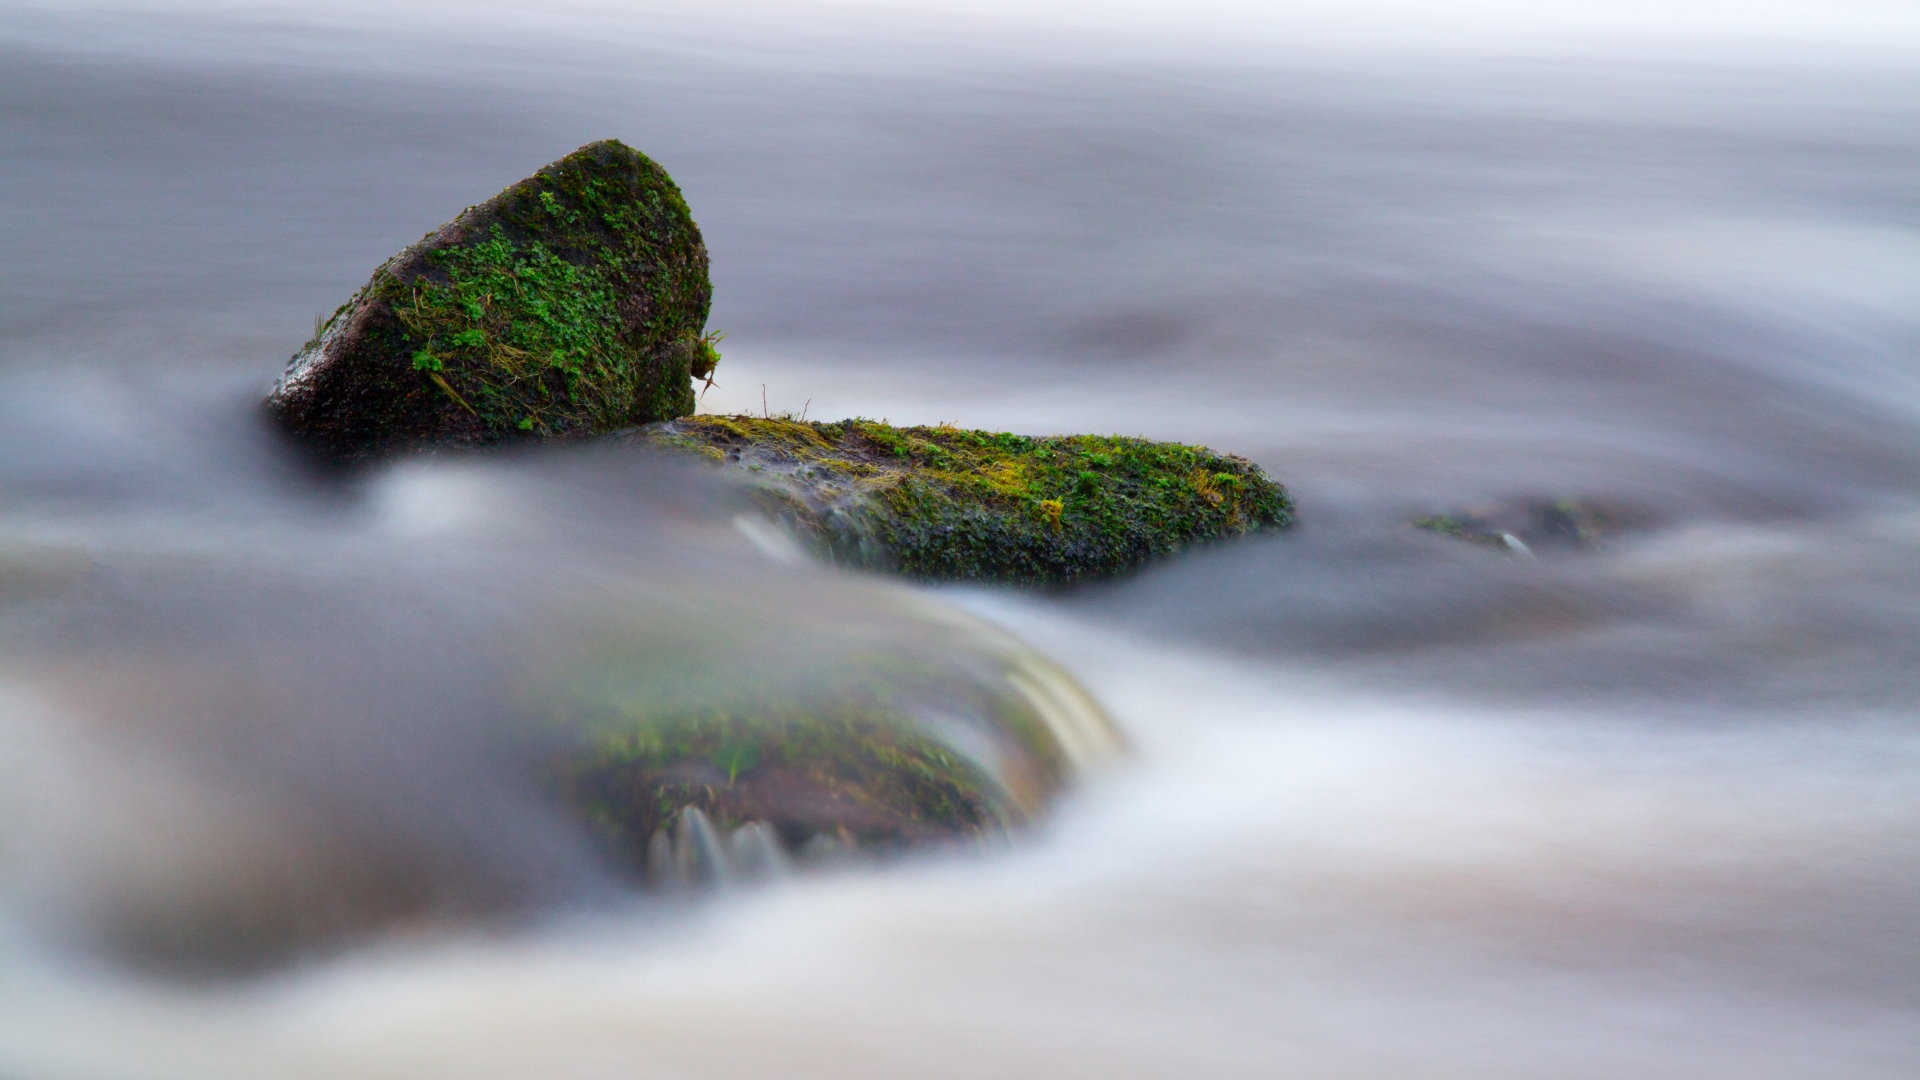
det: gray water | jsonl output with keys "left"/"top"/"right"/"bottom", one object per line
{"left": 3, "top": 2, "right": 1919, "bottom": 1076}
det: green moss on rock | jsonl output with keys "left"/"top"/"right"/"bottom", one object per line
{"left": 267, "top": 139, "right": 711, "bottom": 459}
{"left": 628, "top": 415, "right": 1293, "bottom": 585}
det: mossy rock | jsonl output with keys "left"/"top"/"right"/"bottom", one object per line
{"left": 526, "top": 602, "right": 1119, "bottom": 877}
{"left": 267, "top": 139, "right": 712, "bottom": 459}
{"left": 627, "top": 415, "right": 1292, "bottom": 585}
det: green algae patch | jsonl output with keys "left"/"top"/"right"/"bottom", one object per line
{"left": 267, "top": 139, "right": 711, "bottom": 459}
{"left": 629, "top": 416, "right": 1292, "bottom": 585}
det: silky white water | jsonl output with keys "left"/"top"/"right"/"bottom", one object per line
{"left": 2, "top": 2, "right": 1916, "bottom": 1075}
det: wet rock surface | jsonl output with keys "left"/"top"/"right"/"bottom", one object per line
{"left": 266, "top": 140, "right": 712, "bottom": 460}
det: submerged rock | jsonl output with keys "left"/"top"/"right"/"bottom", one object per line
{"left": 628, "top": 415, "right": 1292, "bottom": 584}
{"left": 3, "top": 534, "right": 1122, "bottom": 969}
{"left": 532, "top": 599, "right": 1120, "bottom": 877}
{"left": 267, "top": 140, "right": 713, "bottom": 459}
{"left": 1413, "top": 496, "right": 1655, "bottom": 555}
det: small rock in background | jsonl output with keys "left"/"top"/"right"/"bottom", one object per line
{"left": 1414, "top": 496, "right": 1658, "bottom": 555}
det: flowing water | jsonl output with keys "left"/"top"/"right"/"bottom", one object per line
{"left": 3, "top": 2, "right": 1918, "bottom": 1075}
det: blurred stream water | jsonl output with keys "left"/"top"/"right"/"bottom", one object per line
{"left": 2, "top": 2, "right": 1917, "bottom": 1076}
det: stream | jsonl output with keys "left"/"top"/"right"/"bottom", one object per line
{"left": 2, "top": 2, "right": 1917, "bottom": 1076}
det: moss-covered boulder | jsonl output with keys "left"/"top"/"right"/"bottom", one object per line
{"left": 627, "top": 415, "right": 1291, "bottom": 585}
{"left": 267, "top": 140, "right": 713, "bottom": 459}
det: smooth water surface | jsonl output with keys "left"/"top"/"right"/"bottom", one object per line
{"left": 2, "top": 2, "right": 1917, "bottom": 1076}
